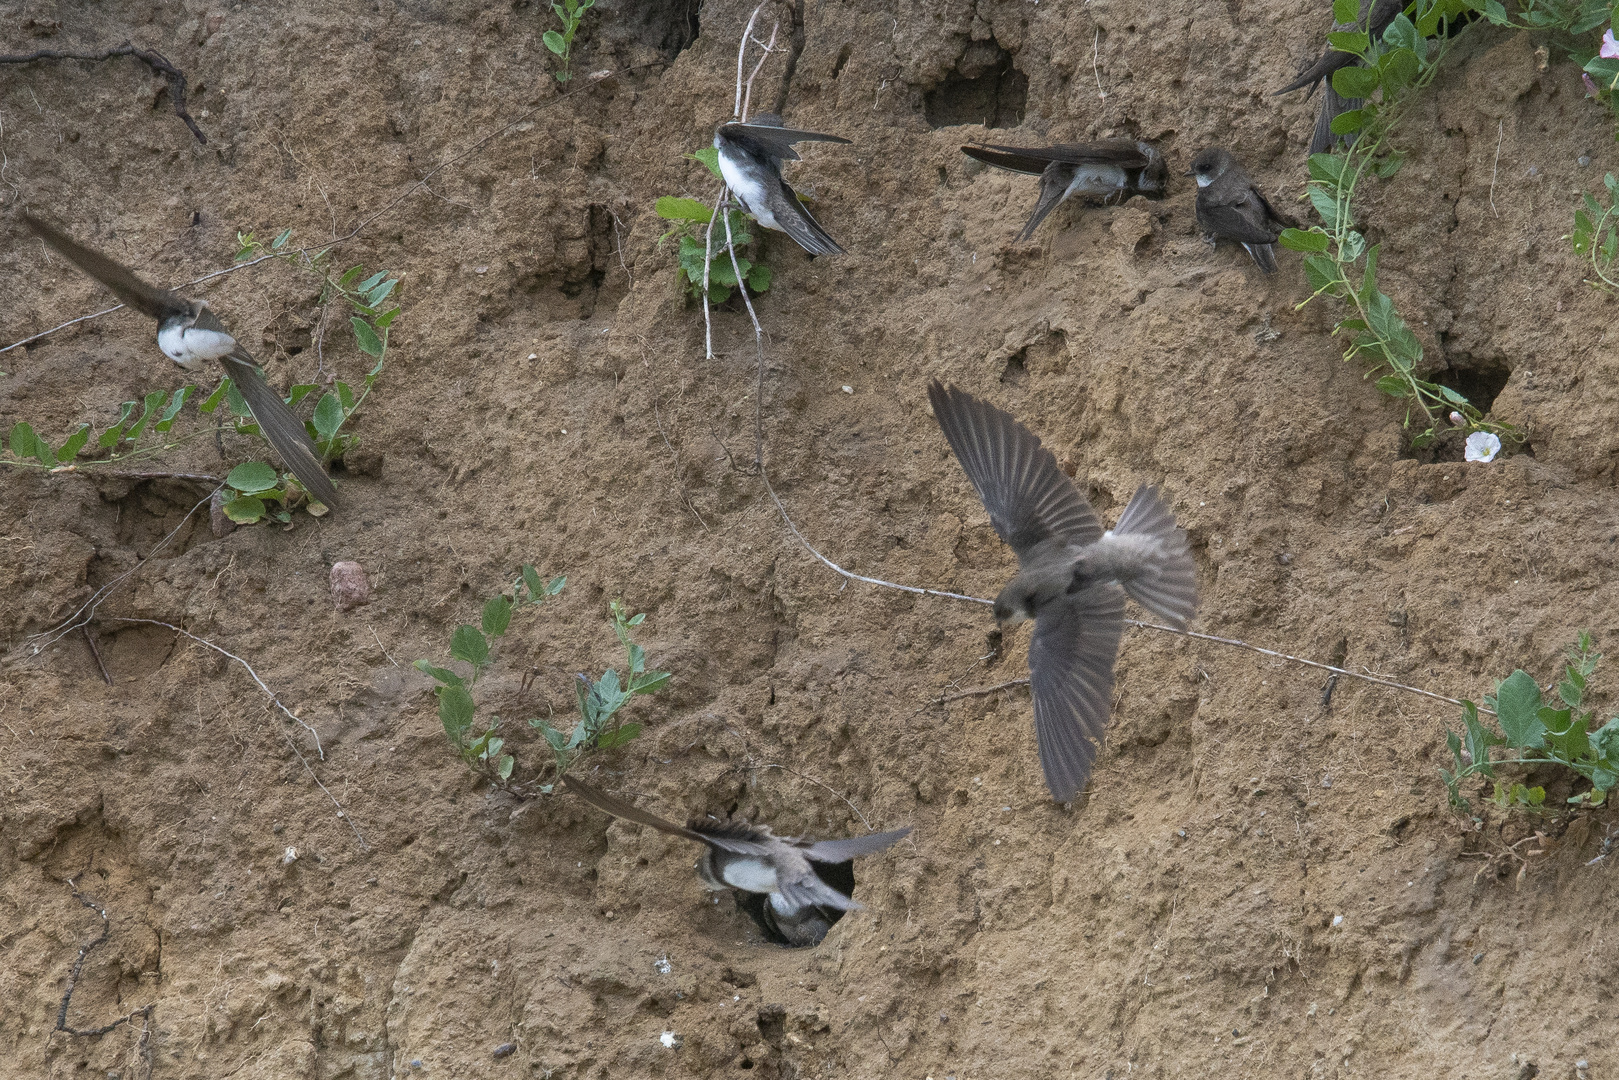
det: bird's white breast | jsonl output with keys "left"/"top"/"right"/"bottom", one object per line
{"left": 716, "top": 147, "right": 779, "bottom": 230}
{"left": 157, "top": 323, "right": 236, "bottom": 370}
{"left": 718, "top": 856, "right": 780, "bottom": 894}
{"left": 1064, "top": 164, "right": 1128, "bottom": 198}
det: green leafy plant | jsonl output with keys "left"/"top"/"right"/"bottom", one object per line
{"left": 414, "top": 574, "right": 670, "bottom": 794}
{"left": 1570, "top": 172, "right": 1619, "bottom": 293}
{"left": 1280, "top": 0, "right": 1520, "bottom": 450}
{"left": 1441, "top": 633, "right": 1619, "bottom": 811}
{"left": 1470, "top": 0, "right": 1619, "bottom": 117}
{"left": 656, "top": 147, "right": 775, "bottom": 304}
{"left": 529, "top": 599, "right": 671, "bottom": 784}
{"left": 543, "top": 0, "right": 596, "bottom": 83}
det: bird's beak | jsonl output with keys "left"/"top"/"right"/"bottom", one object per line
{"left": 1182, "top": 168, "right": 1195, "bottom": 177}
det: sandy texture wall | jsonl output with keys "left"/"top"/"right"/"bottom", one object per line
{"left": 3, "top": 0, "right": 1617, "bottom": 1076}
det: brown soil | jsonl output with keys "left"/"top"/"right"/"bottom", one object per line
{"left": 4, "top": 2, "right": 1618, "bottom": 1077}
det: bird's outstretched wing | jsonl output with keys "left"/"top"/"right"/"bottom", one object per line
{"left": 801, "top": 827, "right": 912, "bottom": 865}
{"left": 718, "top": 119, "right": 851, "bottom": 162}
{"left": 961, "top": 141, "right": 1150, "bottom": 176}
{"left": 198, "top": 308, "right": 339, "bottom": 509}
{"left": 563, "top": 776, "right": 783, "bottom": 857}
{"left": 928, "top": 381, "right": 1103, "bottom": 557}
{"left": 23, "top": 211, "right": 189, "bottom": 321}
{"left": 1027, "top": 582, "right": 1127, "bottom": 802}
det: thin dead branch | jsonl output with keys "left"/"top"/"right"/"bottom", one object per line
{"left": 0, "top": 42, "right": 207, "bottom": 143}
{"left": 55, "top": 882, "right": 155, "bottom": 1039}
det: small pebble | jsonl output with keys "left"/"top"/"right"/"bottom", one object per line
{"left": 660, "top": 1031, "right": 682, "bottom": 1049}
{"left": 654, "top": 956, "right": 672, "bottom": 975}
{"left": 1579, "top": 155, "right": 1592, "bottom": 167}
{"left": 330, "top": 561, "right": 372, "bottom": 612}
{"left": 492, "top": 1043, "right": 516, "bottom": 1059}
{"left": 841, "top": 385, "right": 853, "bottom": 394}
{"left": 283, "top": 846, "right": 299, "bottom": 865}
{"left": 1331, "top": 914, "right": 1344, "bottom": 927}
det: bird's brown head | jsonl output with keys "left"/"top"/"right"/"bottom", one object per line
{"left": 1186, "top": 147, "right": 1234, "bottom": 185}
{"left": 993, "top": 582, "right": 1038, "bottom": 626}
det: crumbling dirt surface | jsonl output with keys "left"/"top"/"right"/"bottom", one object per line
{"left": 4, "top": 1, "right": 1619, "bottom": 1077}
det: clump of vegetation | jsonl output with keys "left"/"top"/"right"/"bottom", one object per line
{"left": 543, "top": 0, "right": 596, "bottom": 84}
{"left": 1280, "top": 0, "right": 1519, "bottom": 450}
{"left": 2, "top": 228, "right": 396, "bottom": 523}
{"left": 656, "top": 146, "right": 775, "bottom": 304}
{"left": 415, "top": 570, "right": 670, "bottom": 794}
{"left": 1442, "top": 633, "right": 1619, "bottom": 812}
{"left": 1570, "top": 172, "right": 1619, "bottom": 293}
{"left": 1471, "top": 0, "right": 1619, "bottom": 120}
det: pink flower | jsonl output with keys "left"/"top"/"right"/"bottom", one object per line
{"left": 1603, "top": 28, "right": 1619, "bottom": 59}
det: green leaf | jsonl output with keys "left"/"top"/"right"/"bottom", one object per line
{"left": 364, "top": 278, "right": 398, "bottom": 307}
{"left": 1330, "top": 108, "right": 1366, "bottom": 136}
{"left": 8, "top": 422, "right": 48, "bottom": 465}
{"left": 1482, "top": 0, "right": 1508, "bottom": 24}
{"left": 451, "top": 625, "right": 490, "bottom": 669}
{"left": 1327, "top": 29, "right": 1370, "bottom": 54}
{"left": 1373, "top": 152, "right": 1407, "bottom": 179}
{"left": 336, "top": 382, "right": 356, "bottom": 411}
{"left": 746, "top": 261, "right": 773, "bottom": 293}
{"left": 1462, "top": 700, "right": 1502, "bottom": 777}
{"left": 154, "top": 385, "right": 194, "bottom": 432}
{"left": 125, "top": 389, "right": 168, "bottom": 441}
{"left": 1378, "top": 48, "right": 1420, "bottom": 94}
{"left": 1589, "top": 716, "right": 1619, "bottom": 764}
{"left": 272, "top": 227, "right": 293, "bottom": 250}
{"left": 547, "top": 575, "right": 566, "bottom": 596}
{"left": 1381, "top": 13, "right": 1419, "bottom": 52}
{"left": 1435, "top": 384, "right": 1470, "bottom": 406}
{"left": 287, "top": 384, "right": 319, "bottom": 408}
{"left": 223, "top": 495, "right": 267, "bottom": 523}
{"left": 482, "top": 595, "right": 513, "bottom": 638}
{"left": 1375, "top": 375, "right": 1411, "bottom": 398}
{"left": 356, "top": 270, "right": 388, "bottom": 294}
{"left": 224, "top": 380, "right": 251, "bottom": 419}
{"left": 543, "top": 29, "right": 567, "bottom": 54}
{"left": 98, "top": 401, "right": 139, "bottom": 447}
{"left": 629, "top": 671, "right": 671, "bottom": 695}
{"left": 655, "top": 196, "right": 715, "bottom": 223}
{"left": 1280, "top": 227, "right": 1330, "bottom": 253}
{"left": 1332, "top": 65, "right": 1381, "bottom": 99}
{"left": 1308, "top": 188, "right": 1341, "bottom": 231}
{"left": 1331, "top": 0, "right": 1360, "bottom": 24}
{"left": 1303, "top": 253, "right": 1340, "bottom": 293}
{"left": 522, "top": 564, "right": 544, "bottom": 600}
{"left": 690, "top": 146, "right": 724, "bottom": 179}
{"left": 413, "top": 659, "right": 465, "bottom": 688}
{"left": 533, "top": 719, "right": 568, "bottom": 751}
{"left": 498, "top": 754, "right": 514, "bottom": 781}
{"left": 375, "top": 306, "right": 400, "bottom": 330}
{"left": 226, "top": 461, "right": 280, "bottom": 494}
{"left": 338, "top": 264, "right": 366, "bottom": 288}
{"left": 351, "top": 317, "right": 385, "bottom": 357}
{"left": 1494, "top": 670, "right": 1546, "bottom": 749}
{"left": 56, "top": 424, "right": 91, "bottom": 462}
{"left": 312, "top": 393, "right": 345, "bottom": 442}
{"left": 1544, "top": 712, "right": 1590, "bottom": 762}
{"left": 1307, "top": 153, "right": 1346, "bottom": 186}
{"left": 439, "top": 684, "right": 476, "bottom": 738}
{"left": 596, "top": 723, "right": 642, "bottom": 749}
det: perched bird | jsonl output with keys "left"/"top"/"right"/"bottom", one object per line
{"left": 563, "top": 775, "right": 911, "bottom": 947}
{"left": 1187, "top": 148, "right": 1300, "bottom": 274}
{"left": 713, "top": 114, "right": 850, "bottom": 255}
{"left": 928, "top": 382, "right": 1198, "bottom": 803}
{"left": 22, "top": 212, "right": 339, "bottom": 508}
{"left": 1274, "top": 0, "right": 1404, "bottom": 154}
{"left": 960, "top": 140, "right": 1168, "bottom": 241}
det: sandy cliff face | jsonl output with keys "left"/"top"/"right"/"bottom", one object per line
{"left": 2, "top": 1, "right": 1617, "bottom": 1077}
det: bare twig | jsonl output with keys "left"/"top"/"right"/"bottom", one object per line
{"left": 937, "top": 678, "right": 1029, "bottom": 704}
{"left": 740, "top": 22, "right": 780, "bottom": 123}
{"left": 81, "top": 626, "right": 113, "bottom": 685}
{"left": 719, "top": 198, "right": 770, "bottom": 470}
{"left": 16, "top": 490, "right": 216, "bottom": 659}
{"left": 2, "top": 61, "right": 671, "bottom": 357}
{"left": 0, "top": 43, "right": 206, "bottom": 143}
{"left": 734, "top": 4, "right": 767, "bottom": 119}
{"left": 1490, "top": 117, "right": 1503, "bottom": 218}
{"left": 110, "top": 617, "right": 371, "bottom": 849}
{"left": 731, "top": 762, "right": 874, "bottom": 831}
{"left": 55, "top": 882, "right": 155, "bottom": 1038}
{"left": 1092, "top": 28, "right": 1108, "bottom": 100}
{"left": 108, "top": 617, "right": 325, "bottom": 755}
{"left": 765, "top": 480, "right": 1491, "bottom": 715}
{"left": 86, "top": 470, "right": 224, "bottom": 483}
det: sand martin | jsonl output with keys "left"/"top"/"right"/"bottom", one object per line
{"left": 563, "top": 775, "right": 911, "bottom": 947}
{"left": 22, "top": 213, "right": 339, "bottom": 508}
{"left": 1275, "top": 0, "right": 1404, "bottom": 154}
{"left": 713, "top": 114, "right": 850, "bottom": 255}
{"left": 1186, "top": 148, "right": 1300, "bottom": 274}
{"left": 960, "top": 140, "right": 1168, "bottom": 241}
{"left": 928, "top": 382, "right": 1198, "bottom": 802}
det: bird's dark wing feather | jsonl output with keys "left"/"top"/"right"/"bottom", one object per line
{"left": 1200, "top": 189, "right": 1289, "bottom": 245}
{"left": 773, "top": 177, "right": 845, "bottom": 255}
{"left": 928, "top": 381, "right": 1103, "bottom": 556}
{"left": 802, "top": 826, "right": 912, "bottom": 865}
{"left": 561, "top": 775, "right": 726, "bottom": 845}
{"left": 963, "top": 141, "right": 1149, "bottom": 175}
{"left": 199, "top": 308, "right": 339, "bottom": 510}
{"left": 719, "top": 122, "right": 851, "bottom": 162}
{"left": 23, "top": 212, "right": 189, "bottom": 321}
{"left": 1028, "top": 583, "right": 1126, "bottom": 802}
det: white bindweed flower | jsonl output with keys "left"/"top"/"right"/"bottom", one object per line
{"left": 1449, "top": 411, "right": 1465, "bottom": 427}
{"left": 1465, "top": 431, "right": 1502, "bottom": 463}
